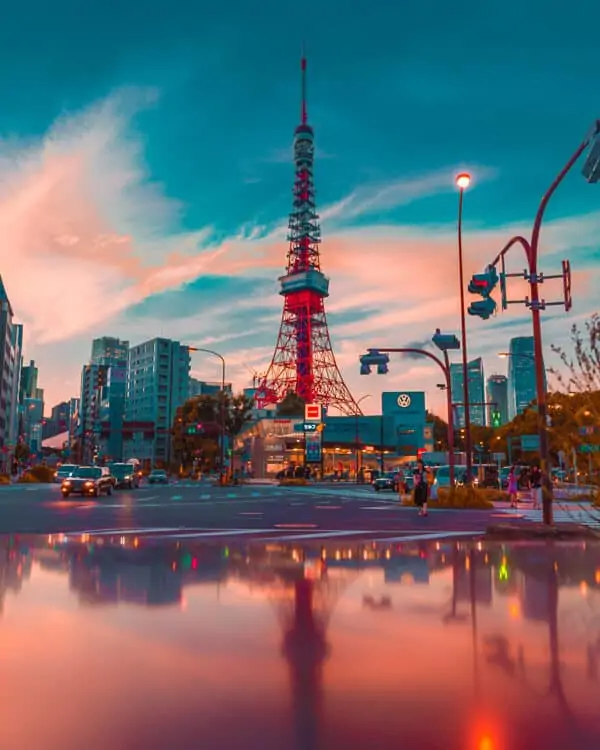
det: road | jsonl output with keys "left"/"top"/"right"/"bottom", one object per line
{"left": 0, "top": 480, "right": 510, "bottom": 541}
{"left": 3, "top": 480, "right": 599, "bottom": 543}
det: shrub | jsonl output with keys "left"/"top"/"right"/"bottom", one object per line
{"left": 402, "top": 486, "right": 497, "bottom": 509}
{"left": 0, "top": 473, "right": 10, "bottom": 484}
{"left": 18, "top": 465, "right": 55, "bottom": 483}
{"left": 279, "top": 478, "right": 307, "bottom": 486}
{"left": 17, "top": 472, "right": 38, "bottom": 483}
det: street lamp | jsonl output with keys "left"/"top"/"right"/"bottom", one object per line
{"left": 354, "top": 394, "right": 372, "bottom": 483}
{"left": 187, "top": 346, "right": 227, "bottom": 484}
{"left": 360, "top": 331, "right": 459, "bottom": 485}
{"left": 455, "top": 172, "right": 474, "bottom": 485}
{"left": 497, "top": 352, "right": 535, "bottom": 362}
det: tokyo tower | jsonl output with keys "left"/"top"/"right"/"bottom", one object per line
{"left": 257, "top": 56, "right": 360, "bottom": 416}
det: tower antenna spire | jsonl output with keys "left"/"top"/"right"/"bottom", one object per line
{"left": 301, "top": 45, "right": 307, "bottom": 125}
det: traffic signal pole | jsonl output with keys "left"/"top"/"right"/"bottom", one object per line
{"left": 476, "top": 125, "right": 600, "bottom": 525}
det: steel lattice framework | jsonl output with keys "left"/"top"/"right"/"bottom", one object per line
{"left": 256, "top": 56, "right": 360, "bottom": 416}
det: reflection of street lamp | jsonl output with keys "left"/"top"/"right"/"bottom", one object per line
{"left": 187, "top": 346, "right": 227, "bottom": 483}
{"left": 455, "top": 172, "right": 473, "bottom": 485}
{"left": 354, "top": 395, "right": 372, "bottom": 483}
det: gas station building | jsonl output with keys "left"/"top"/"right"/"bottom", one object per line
{"left": 234, "top": 391, "right": 433, "bottom": 479}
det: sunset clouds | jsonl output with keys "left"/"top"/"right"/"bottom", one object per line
{"left": 2, "top": 87, "right": 598, "bottom": 413}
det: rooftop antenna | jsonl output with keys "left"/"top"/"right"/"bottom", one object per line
{"left": 301, "top": 44, "right": 307, "bottom": 125}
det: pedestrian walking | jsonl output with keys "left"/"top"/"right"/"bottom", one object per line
{"left": 530, "top": 465, "right": 542, "bottom": 509}
{"left": 413, "top": 460, "right": 429, "bottom": 517}
{"left": 507, "top": 465, "right": 518, "bottom": 509}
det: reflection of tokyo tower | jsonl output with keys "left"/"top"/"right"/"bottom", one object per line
{"left": 274, "top": 562, "right": 349, "bottom": 750}
{"left": 256, "top": 56, "right": 360, "bottom": 416}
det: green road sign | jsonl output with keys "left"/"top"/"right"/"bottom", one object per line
{"left": 580, "top": 444, "right": 600, "bottom": 453}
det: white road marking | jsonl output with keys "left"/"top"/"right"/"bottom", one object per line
{"left": 170, "top": 495, "right": 183, "bottom": 500}
{"left": 200, "top": 494, "right": 211, "bottom": 499}
{"left": 146, "top": 528, "right": 277, "bottom": 539}
{"left": 374, "top": 530, "right": 483, "bottom": 543}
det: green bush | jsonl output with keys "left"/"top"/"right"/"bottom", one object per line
{"left": 18, "top": 465, "right": 55, "bottom": 483}
{"left": 279, "top": 478, "right": 307, "bottom": 486}
{"left": 403, "top": 486, "right": 497, "bottom": 509}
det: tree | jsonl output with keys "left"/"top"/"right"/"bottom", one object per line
{"left": 551, "top": 313, "right": 600, "bottom": 394}
{"left": 14, "top": 442, "right": 30, "bottom": 463}
{"left": 171, "top": 392, "right": 254, "bottom": 471}
{"left": 426, "top": 410, "right": 449, "bottom": 449}
{"left": 276, "top": 391, "right": 306, "bottom": 417}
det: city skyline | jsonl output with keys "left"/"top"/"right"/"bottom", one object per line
{"left": 1, "top": 2, "right": 598, "bottom": 413}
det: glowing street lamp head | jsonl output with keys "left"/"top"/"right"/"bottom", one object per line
{"left": 455, "top": 172, "right": 471, "bottom": 190}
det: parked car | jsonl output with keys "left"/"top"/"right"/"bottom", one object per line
{"left": 373, "top": 472, "right": 400, "bottom": 492}
{"left": 61, "top": 466, "right": 114, "bottom": 498}
{"left": 109, "top": 462, "right": 140, "bottom": 489}
{"left": 148, "top": 469, "right": 169, "bottom": 485}
{"left": 54, "top": 464, "right": 78, "bottom": 483}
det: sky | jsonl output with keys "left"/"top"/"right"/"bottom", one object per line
{"left": 0, "top": 0, "right": 599, "bottom": 415}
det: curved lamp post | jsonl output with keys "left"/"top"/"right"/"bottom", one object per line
{"left": 187, "top": 346, "right": 227, "bottom": 484}
{"left": 455, "top": 172, "right": 474, "bottom": 486}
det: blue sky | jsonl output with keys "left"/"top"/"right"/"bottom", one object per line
{"left": 0, "top": 0, "right": 598, "bottom": 412}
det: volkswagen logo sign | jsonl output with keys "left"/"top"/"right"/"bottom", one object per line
{"left": 397, "top": 393, "right": 411, "bottom": 408}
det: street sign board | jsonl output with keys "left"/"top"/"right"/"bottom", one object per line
{"left": 579, "top": 426, "right": 596, "bottom": 436}
{"left": 303, "top": 422, "right": 318, "bottom": 432}
{"left": 492, "top": 452, "right": 506, "bottom": 462}
{"left": 580, "top": 444, "right": 600, "bottom": 453}
{"left": 305, "top": 404, "right": 322, "bottom": 422}
{"left": 521, "top": 435, "right": 540, "bottom": 452}
{"left": 305, "top": 434, "right": 322, "bottom": 463}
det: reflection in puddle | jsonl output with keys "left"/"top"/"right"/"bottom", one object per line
{"left": 1, "top": 535, "right": 600, "bottom": 749}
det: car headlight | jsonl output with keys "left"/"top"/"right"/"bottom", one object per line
{"left": 63, "top": 480, "right": 71, "bottom": 486}
{"left": 84, "top": 481, "right": 93, "bottom": 487}
{"left": 125, "top": 475, "right": 131, "bottom": 480}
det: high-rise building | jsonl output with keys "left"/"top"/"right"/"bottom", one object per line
{"left": 126, "top": 338, "right": 191, "bottom": 465}
{"left": 78, "top": 364, "right": 110, "bottom": 463}
{"left": 8, "top": 324, "right": 22, "bottom": 449}
{"left": 78, "top": 337, "right": 130, "bottom": 462}
{"left": 507, "top": 337, "right": 540, "bottom": 419}
{"left": 19, "top": 360, "right": 38, "bottom": 402}
{"left": 486, "top": 375, "right": 508, "bottom": 426}
{"left": 91, "top": 337, "right": 129, "bottom": 366}
{"left": 0, "top": 277, "right": 22, "bottom": 469}
{"left": 450, "top": 358, "right": 486, "bottom": 428}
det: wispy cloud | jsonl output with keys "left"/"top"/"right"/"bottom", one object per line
{"left": 320, "top": 165, "right": 498, "bottom": 223}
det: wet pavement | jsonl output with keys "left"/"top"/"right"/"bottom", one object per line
{"left": 2, "top": 532, "right": 600, "bottom": 749}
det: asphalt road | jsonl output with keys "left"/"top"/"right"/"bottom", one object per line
{"left": 0, "top": 480, "right": 516, "bottom": 541}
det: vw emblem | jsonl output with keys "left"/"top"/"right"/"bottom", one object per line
{"left": 397, "top": 393, "right": 411, "bottom": 408}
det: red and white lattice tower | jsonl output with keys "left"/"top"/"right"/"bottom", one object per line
{"left": 256, "top": 56, "right": 360, "bottom": 416}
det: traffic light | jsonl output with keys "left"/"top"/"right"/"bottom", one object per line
{"left": 491, "top": 410, "right": 501, "bottom": 427}
{"left": 468, "top": 298, "right": 497, "bottom": 320}
{"left": 468, "top": 265, "right": 499, "bottom": 295}
{"left": 468, "top": 265, "right": 498, "bottom": 320}
{"left": 432, "top": 330, "right": 460, "bottom": 351}
{"left": 359, "top": 349, "right": 390, "bottom": 375}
